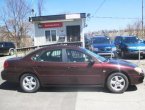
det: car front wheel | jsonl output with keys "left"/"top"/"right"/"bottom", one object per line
{"left": 121, "top": 51, "right": 126, "bottom": 58}
{"left": 107, "top": 72, "right": 129, "bottom": 93}
{"left": 20, "top": 73, "right": 40, "bottom": 93}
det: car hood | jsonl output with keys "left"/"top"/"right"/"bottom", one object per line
{"left": 108, "top": 59, "right": 137, "bottom": 68}
{"left": 125, "top": 43, "right": 145, "bottom": 50}
{"left": 92, "top": 44, "right": 115, "bottom": 48}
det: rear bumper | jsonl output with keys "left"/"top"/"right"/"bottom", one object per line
{"left": 0, "top": 52, "right": 9, "bottom": 55}
{"left": 1, "top": 70, "right": 19, "bottom": 82}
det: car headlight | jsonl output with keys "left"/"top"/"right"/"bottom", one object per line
{"left": 93, "top": 48, "right": 98, "bottom": 51}
{"left": 112, "top": 47, "right": 116, "bottom": 51}
{"left": 91, "top": 46, "right": 98, "bottom": 51}
{"left": 134, "top": 67, "right": 143, "bottom": 74}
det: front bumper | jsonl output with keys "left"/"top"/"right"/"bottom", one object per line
{"left": 93, "top": 51, "right": 115, "bottom": 57}
{"left": 130, "top": 73, "right": 144, "bottom": 85}
{"left": 125, "top": 51, "right": 145, "bottom": 56}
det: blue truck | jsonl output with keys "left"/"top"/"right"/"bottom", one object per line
{"left": 114, "top": 36, "right": 145, "bottom": 58}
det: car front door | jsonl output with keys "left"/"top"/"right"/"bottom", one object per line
{"left": 65, "top": 49, "right": 103, "bottom": 85}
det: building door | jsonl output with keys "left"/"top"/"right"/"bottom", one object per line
{"left": 66, "top": 25, "right": 80, "bottom": 42}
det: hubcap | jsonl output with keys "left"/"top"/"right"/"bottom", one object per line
{"left": 22, "top": 76, "right": 37, "bottom": 91}
{"left": 110, "top": 75, "right": 125, "bottom": 91}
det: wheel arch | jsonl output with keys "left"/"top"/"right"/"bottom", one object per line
{"left": 9, "top": 48, "right": 15, "bottom": 55}
{"left": 19, "top": 72, "right": 41, "bottom": 86}
{"left": 105, "top": 70, "right": 131, "bottom": 86}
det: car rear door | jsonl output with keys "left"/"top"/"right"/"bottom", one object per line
{"left": 33, "top": 49, "right": 71, "bottom": 85}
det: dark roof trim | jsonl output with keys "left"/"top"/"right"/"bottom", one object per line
{"left": 30, "top": 13, "right": 86, "bottom": 22}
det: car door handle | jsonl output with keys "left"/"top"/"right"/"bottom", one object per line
{"left": 37, "top": 66, "right": 42, "bottom": 68}
{"left": 67, "top": 67, "right": 77, "bottom": 69}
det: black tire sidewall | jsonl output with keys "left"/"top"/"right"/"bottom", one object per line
{"left": 20, "top": 73, "right": 40, "bottom": 93}
{"left": 121, "top": 51, "right": 126, "bottom": 58}
{"left": 9, "top": 49, "right": 14, "bottom": 55}
{"left": 107, "top": 73, "right": 129, "bottom": 93}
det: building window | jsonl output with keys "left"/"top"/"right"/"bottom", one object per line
{"left": 45, "top": 30, "right": 57, "bottom": 42}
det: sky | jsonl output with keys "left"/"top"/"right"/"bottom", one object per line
{"left": 0, "top": 0, "right": 145, "bottom": 33}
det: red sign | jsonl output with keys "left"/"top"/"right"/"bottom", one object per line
{"left": 38, "top": 22, "right": 63, "bottom": 28}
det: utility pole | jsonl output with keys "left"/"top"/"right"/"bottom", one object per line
{"left": 142, "top": 0, "right": 144, "bottom": 39}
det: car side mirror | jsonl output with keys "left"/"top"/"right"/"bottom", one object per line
{"left": 88, "top": 59, "right": 95, "bottom": 66}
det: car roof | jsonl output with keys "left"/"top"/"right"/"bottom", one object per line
{"left": 30, "top": 45, "right": 81, "bottom": 54}
{"left": 0, "top": 41, "right": 14, "bottom": 43}
{"left": 23, "top": 45, "right": 83, "bottom": 59}
{"left": 116, "top": 36, "right": 136, "bottom": 38}
{"left": 0, "top": 42, "right": 14, "bottom": 44}
{"left": 93, "top": 35, "right": 109, "bottom": 38}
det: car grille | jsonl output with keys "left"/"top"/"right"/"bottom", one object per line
{"left": 99, "top": 47, "right": 112, "bottom": 51}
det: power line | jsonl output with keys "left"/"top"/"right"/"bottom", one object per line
{"left": 91, "top": 16, "right": 144, "bottom": 20}
{"left": 94, "top": 0, "right": 106, "bottom": 15}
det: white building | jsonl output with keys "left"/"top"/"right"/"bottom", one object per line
{"left": 29, "top": 13, "right": 86, "bottom": 47}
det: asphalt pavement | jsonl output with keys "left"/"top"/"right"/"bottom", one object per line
{"left": 0, "top": 55, "right": 145, "bottom": 110}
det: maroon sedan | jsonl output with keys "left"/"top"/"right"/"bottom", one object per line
{"left": 1, "top": 45, "right": 144, "bottom": 93}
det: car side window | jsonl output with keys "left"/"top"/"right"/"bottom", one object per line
{"left": 66, "top": 49, "right": 92, "bottom": 63}
{"left": 32, "top": 49, "right": 62, "bottom": 62}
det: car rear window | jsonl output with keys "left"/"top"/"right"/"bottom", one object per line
{"left": 0, "top": 43, "right": 5, "bottom": 47}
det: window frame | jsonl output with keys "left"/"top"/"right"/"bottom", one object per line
{"left": 45, "top": 29, "right": 57, "bottom": 42}
{"left": 65, "top": 49, "right": 93, "bottom": 63}
{"left": 31, "top": 49, "right": 65, "bottom": 63}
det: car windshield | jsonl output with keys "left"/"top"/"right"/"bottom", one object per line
{"left": 123, "top": 37, "right": 139, "bottom": 44}
{"left": 81, "top": 48, "right": 107, "bottom": 62}
{"left": 93, "top": 37, "right": 110, "bottom": 44}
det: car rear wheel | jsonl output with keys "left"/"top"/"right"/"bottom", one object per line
{"left": 107, "top": 72, "right": 129, "bottom": 93}
{"left": 20, "top": 73, "right": 40, "bottom": 93}
{"left": 9, "top": 49, "right": 14, "bottom": 55}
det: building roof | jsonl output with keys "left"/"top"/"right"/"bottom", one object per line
{"left": 29, "top": 13, "right": 86, "bottom": 22}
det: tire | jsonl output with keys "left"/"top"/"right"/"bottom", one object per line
{"left": 9, "top": 49, "right": 14, "bottom": 55}
{"left": 106, "top": 72, "right": 129, "bottom": 93}
{"left": 121, "top": 51, "right": 126, "bottom": 59}
{"left": 114, "top": 52, "right": 119, "bottom": 58}
{"left": 20, "top": 73, "right": 40, "bottom": 93}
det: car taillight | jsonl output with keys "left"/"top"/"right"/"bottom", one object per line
{"left": 4, "top": 61, "right": 9, "bottom": 69}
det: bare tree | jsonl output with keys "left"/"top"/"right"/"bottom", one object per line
{"left": 125, "top": 20, "right": 143, "bottom": 38}
{"left": 0, "top": 0, "right": 31, "bottom": 47}
{"left": 126, "top": 24, "right": 134, "bottom": 36}
{"left": 38, "top": 0, "right": 44, "bottom": 16}
{"left": 134, "top": 20, "right": 142, "bottom": 37}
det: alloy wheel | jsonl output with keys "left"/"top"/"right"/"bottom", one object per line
{"left": 110, "top": 76, "right": 125, "bottom": 91}
{"left": 22, "top": 76, "right": 37, "bottom": 91}
{"left": 20, "top": 73, "right": 40, "bottom": 93}
{"left": 107, "top": 72, "right": 129, "bottom": 93}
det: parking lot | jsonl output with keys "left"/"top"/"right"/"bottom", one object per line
{"left": 0, "top": 55, "right": 145, "bottom": 110}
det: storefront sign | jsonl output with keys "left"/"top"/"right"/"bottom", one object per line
{"left": 38, "top": 22, "right": 63, "bottom": 28}
{"left": 66, "top": 14, "right": 80, "bottom": 19}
